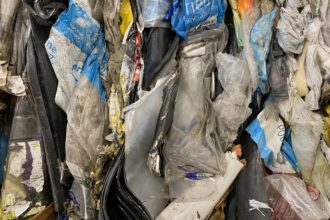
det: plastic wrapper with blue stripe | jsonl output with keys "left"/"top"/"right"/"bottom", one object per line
{"left": 46, "top": 0, "right": 108, "bottom": 197}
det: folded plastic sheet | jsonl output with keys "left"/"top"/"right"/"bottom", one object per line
{"left": 265, "top": 174, "right": 330, "bottom": 220}
{"left": 250, "top": 9, "right": 276, "bottom": 94}
{"left": 312, "top": 148, "right": 330, "bottom": 201}
{"left": 213, "top": 52, "right": 252, "bottom": 151}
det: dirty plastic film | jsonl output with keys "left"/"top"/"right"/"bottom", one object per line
{"left": 3, "top": 0, "right": 330, "bottom": 219}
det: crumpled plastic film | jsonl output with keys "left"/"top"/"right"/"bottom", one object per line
{"left": 228, "top": 0, "right": 243, "bottom": 48}
{"left": 142, "top": 0, "right": 171, "bottom": 28}
{"left": 213, "top": 52, "right": 252, "bottom": 151}
{"left": 276, "top": 73, "right": 323, "bottom": 184}
{"left": 312, "top": 148, "right": 330, "bottom": 202}
{"left": 277, "top": 7, "right": 306, "bottom": 54}
{"left": 265, "top": 174, "right": 330, "bottom": 220}
{"left": 163, "top": 29, "right": 227, "bottom": 183}
{"left": 250, "top": 9, "right": 276, "bottom": 94}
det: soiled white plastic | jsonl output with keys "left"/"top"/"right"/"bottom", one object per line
{"left": 265, "top": 174, "right": 330, "bottom": 220}
{"left": 277, "top": 73, "right": 323, "bottom": 184}
{"left": 277, "top": 7, "right": 305, "bottom": 54}
{"left": 213, "top": 52, "right": 252, "bottom": 151}
{"left": 312, "top": 148, "right": 330, "bottom": 201}
{"left": 305, "top": 44, "right": 322, "bottom": 110}
{"left": 156, "top": 152, "right": 243, "bottom": 220}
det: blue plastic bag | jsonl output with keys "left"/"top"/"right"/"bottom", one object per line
{"left": 166, "top": 0, "right": 227, "bottom": 38}
{"left": 250, "top": 9, "right": 277, "bottom": 94}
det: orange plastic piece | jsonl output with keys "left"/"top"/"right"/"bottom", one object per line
{"left": 237, "top": 0, "right": 253, "bottom": 16}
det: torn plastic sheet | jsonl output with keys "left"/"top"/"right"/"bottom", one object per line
{"left": 166, "top": 0, "right": 227, "bottom": 38}
{"left": 156, "top": 152, "right": 243, "bottom": 220}
{"left": 213, "top": 52, "right": 252, "bottom": 151}
{"left": 246, "top": 102, "right": 297, "bottom": 174}
{"left": 46, "top": 0, "right": 108, "bottom": 112}
{"left": 250, "top": 9, "right": 276, "bottom": 94}
{"left": 265, "top": 174, "right": 330, "bottom": 220}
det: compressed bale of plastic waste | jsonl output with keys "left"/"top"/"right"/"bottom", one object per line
{"left": 166, "top": 0, "right": 227, "bottom": 38}
{"left": 213, "top": 52, "right": 252, "bottom": 151}
{"left": 163, "top": 28, "right": 227, "bottom": 183}
{"left": 265, "top": 174, "right": 330, "bottom": 219}
{"left": 250, "top": 9, "right": 276, "bottom": 94}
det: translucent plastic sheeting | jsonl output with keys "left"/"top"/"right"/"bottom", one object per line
{"left": 265, "top": 174, "right": 330, "bottom": 220}
{"left": 213, "top": 52, "right": 252, "bottom": 151}
{"left": 142, "top": 0, "right": 171, "bottom": 28}
{"left": 125, "top": 73, "right": 177, "bottom": 218}
{"left": 250, "top": 9, "right": 276, "bottom": 94}
{"left": 157, "top": 152, "right": 243, "bottom": 220}
{"left": 276, "top": 73, "right": 323, "bottom": 184}
{"left": 163, "top": 28, "right": 227, "bottom": 183}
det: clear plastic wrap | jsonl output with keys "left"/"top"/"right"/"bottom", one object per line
{"left": 163, "top": 29, "right": 227, "bottom": 183}
{"left": 265, "top": 174, "right": 330, "bottom": 220}
{"left": 213, "top": 52, "right": 252, "bottom": 151}
{"left": 142, "top": 0, "right": 171, "bottom": 28}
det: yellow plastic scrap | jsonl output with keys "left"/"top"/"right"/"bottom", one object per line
{"left": 323, "top": 105, "right": 330, "bottom": 146}
{"left": 120, "top": 0, "right": 133, "bottom": 35}
{"left": 294, "top": 41, "right": 309, "bottom": 97}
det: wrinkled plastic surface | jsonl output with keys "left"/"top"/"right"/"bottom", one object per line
{"left": 250, "top": 9, "right": 276, "bottom": 94}
{"left": 265, "top": 174, "right": 330, "bottom": 220}
{"left": 167, "top": 0, "right": 227, "bottom": 38}
{"left": 143, "top": 0, "right": 171, "bottom": 27}
{"left": 46, "top": 0, "right": 108, "bottom": 182}
{"left": 277, "top": 78, "right": 323, "bottom": 184}
{"left": 213, "top": 52, "right": 252, "bottom": 151}
{"left": 277, "top": 7, "right": 306, "bottom": 54}
{"left": 246, "top": 102, "right": 298, "bottom": 173}
{"left": 125, "top": 74, "right": 175, "bottom": 217}
{"left": 163, "top": 29, "right": 227, "bottom": 183}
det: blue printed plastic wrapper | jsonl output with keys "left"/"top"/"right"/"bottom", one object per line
{"left": 166, "top": 0, "right": 227, "bottom": 38}
{"left": 250, "top": 9, "right": 276, "bottom": 94}
{"left": 46, "top": 0, "right": 108, "bottom": 180}
{"left": 45, "top": 0, "right": 108, "bottom": 112}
